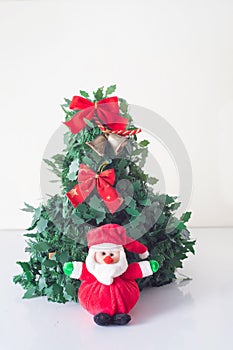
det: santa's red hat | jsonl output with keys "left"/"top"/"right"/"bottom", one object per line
{"left": 87, "top": 224, "right": 149, "bottom": 259}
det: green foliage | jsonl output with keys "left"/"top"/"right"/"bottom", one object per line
{"left": 93, "top": 87, "right": 104, "bottom": 101}
{"left": 139, "top": 140, "right": 150, "bottom": 147}
{"left": 79, "top": 90, "right": 90, "bottom": 99}
{"left": 105, "top": 84, "right": 116, "bottom": 97}
{"left": 93, "top": 85, "right": 117, "bottom": 100}
{"left": 180, "top": 211, "right": 192, "bottom": 222}
{"left": 21, "top": 202, "right": 36, "bottom": 213}
{"left": 44, "top": 154, "right": 65, "bottom": 180}
{"left": 14, "top": 85, "right": 195, "bottom": 303}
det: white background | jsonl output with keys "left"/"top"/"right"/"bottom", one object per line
{"left": 0, "top": 0, "right": 233, "bottom": 229}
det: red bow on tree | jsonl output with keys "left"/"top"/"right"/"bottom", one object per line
{"left": 64, "top": 96, "right": 129, "bottom": 134}
{"left": 66, "top": 164, "right": 123, "bottom": 214}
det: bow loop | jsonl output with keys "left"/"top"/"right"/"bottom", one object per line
{"left": 97, "top": 168, "right": 115, "bottom": 186}
{"left": 78, "top": 164, "right": 96, "bottom": 182}
{"left": 70, "top": 96, "right": 94, "bottom": 110}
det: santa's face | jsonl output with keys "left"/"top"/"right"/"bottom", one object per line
{"left": 86, "top": 244, "right": 128, "bottom": 285}
{"left": 94, "top": 250, "right": 120, "bottom": 264}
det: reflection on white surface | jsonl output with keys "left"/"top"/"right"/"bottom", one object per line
{"left": 0, "top": 228, "right": 233, "bottom": 350}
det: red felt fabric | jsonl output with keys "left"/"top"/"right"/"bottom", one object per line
{"left": 64, "top": 95, "right": 129, "bottom": 134}
{"left": 87, "top": 224, "right": 148, "bottom": 255}
{"left": 124, "top": 240, "right": 149, "bottom": 255}
{"left": 77, "top": 263, "right": 143, "bottom": 316}
{"left": 87, "top": 224, "right": 127, "bottom": 247}
{"left": 64, "top": 107, "right": 95, "bottom": 134}
{"left": 69, "top": 96, "right": 94, "bottom": 110}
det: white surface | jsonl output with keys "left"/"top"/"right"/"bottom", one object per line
{"left": 0, "top": 0, "right": 233, "bottom": 228}
{"left": 1, "top": 228, "right": 233, "bottom": 350}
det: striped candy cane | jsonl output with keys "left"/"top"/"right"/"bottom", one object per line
{"left": 93, "top": 115, "right": 142, "bottom": 136}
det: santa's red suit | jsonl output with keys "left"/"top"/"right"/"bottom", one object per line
{"left": 65, "top": 224, "right": 156, "bottom": 322}
{"left": 72, "top": 260, "right": 152, "bottom": 316}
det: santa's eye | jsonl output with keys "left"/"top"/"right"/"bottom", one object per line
{"left": 102, "top": 252, "right": 106, "bottom": 256}
{"left": 110, "top": 253, "right": 114, "bottom": 257}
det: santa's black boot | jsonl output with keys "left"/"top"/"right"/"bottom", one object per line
{"left": 94, "top": 313, "right": 112, "bottom": 326}
{"left": 112, "top": 313, "right": 131, "bottom": 325}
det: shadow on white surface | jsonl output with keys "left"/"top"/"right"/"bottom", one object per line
{"left": 131, "top": 282, "right": 193, "bottom": 325}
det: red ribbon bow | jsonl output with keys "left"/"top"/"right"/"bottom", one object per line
{"left": 66, "top": 164, "right": 123, "bottom": 214}
{"left": 64, "top": 96, "right": 128, "bottom": 134}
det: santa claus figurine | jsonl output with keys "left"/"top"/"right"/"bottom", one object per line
{"left": 63, "top": 224, "right": 159, "bottom": 326}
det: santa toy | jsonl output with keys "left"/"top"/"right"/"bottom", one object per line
{"left": 63, "top": 224, "right": 159, "bottom": 326}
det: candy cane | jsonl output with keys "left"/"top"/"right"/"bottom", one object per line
{"left": 93, "top": 115, "right": 142, "bottom": 136}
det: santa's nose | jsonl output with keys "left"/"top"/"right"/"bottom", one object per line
{"left": 104, "top": 255, "right": 113, "bottom": 264}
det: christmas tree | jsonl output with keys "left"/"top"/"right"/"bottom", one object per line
{"left": 14, "top": 85, "right": 195, "bottom": 303}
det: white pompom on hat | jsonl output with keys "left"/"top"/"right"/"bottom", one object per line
{"left": 87, "top": 224, "right": 149, "bottom": 259}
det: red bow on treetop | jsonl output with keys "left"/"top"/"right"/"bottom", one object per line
{"left": 64, "top": 96, "right": 129, "bottom": 134}
{"left": 66, "top": 164, "right": 123, "bottom": 214}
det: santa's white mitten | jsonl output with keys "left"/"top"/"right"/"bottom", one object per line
{"left": 139, "top": 250, "right": 149, "bottom": 259}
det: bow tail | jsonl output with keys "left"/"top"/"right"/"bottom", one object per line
{"left": 97, "top": 178, "right": 123, "bottom": 214}
{"left": 66, "top": 179, "right": 95, "bottom": 208}
{"left": 64, "top": 109, "right": 95, "bottom": 134}
{"left": 66, "top": 184, "right": 85, "bottom": 208}
{"left": 97, "top": 108, "right": 129, "bottom": 131}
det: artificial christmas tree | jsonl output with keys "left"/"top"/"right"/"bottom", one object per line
{"left": 14, "top": 85, "right": 195, "bottom": 305}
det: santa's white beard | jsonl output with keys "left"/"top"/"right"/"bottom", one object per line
{"left": 86, "top": 248, "right": 128, "bottom": 285}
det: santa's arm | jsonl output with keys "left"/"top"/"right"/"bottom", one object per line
{"left": 122, "top": 261, "right": 159, "bottom": 280}
{"left": 63, "top": 261, "right": 86, "bottom": 280}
